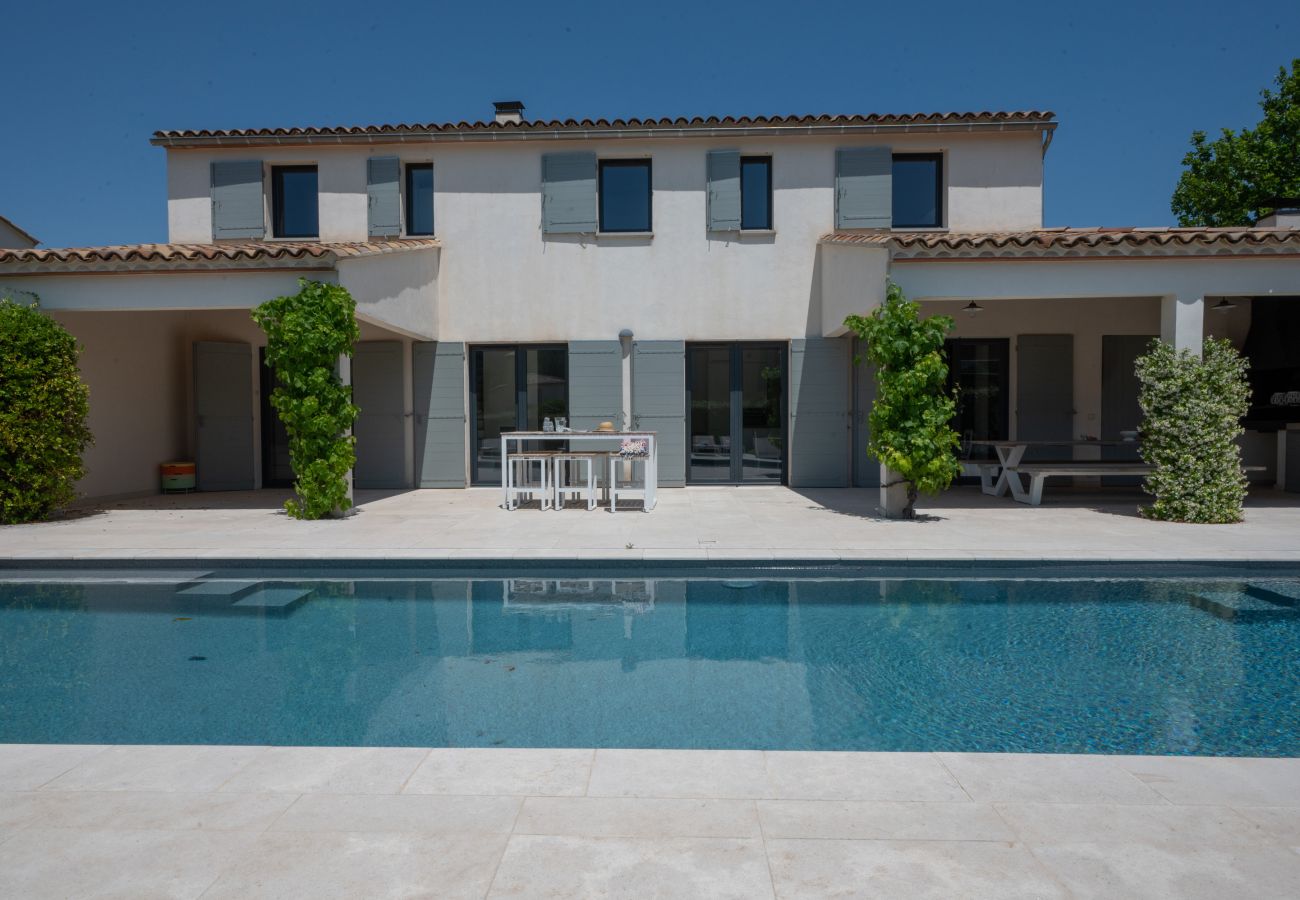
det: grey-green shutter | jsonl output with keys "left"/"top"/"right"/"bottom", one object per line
{"left": 1016, "top": 335, "right": 1074, "bottom": 462}
{"left": 789, "top": 337, "right": 851, "bottom": 486}
{"left": 413, "top": 341, "right": 467, "bottom": 487}
{"left": 851, "top": 338, "right": 881, "bottom": 487}
{"left": 353, "top": 340, "right": 407, "bottom": 488}
{"left": 541, "top": 152, "right": 597, "bottom": 234}
{"left": 631, "top": 340, "right": 686, "bottom": 486}
{"left": 567, "top": 342, "right": 623, "bottom": 430}
{"left": 835, "top": 147, "right": 891, "bottom": 229}
{"left": 367, "top": 157, "right": 401, "bottom": 238}
{"left": 210, "top": 161, "right": 265, "bottom": 239}
{"left": 706, "top": 150, "right": 741, "bottom": 231}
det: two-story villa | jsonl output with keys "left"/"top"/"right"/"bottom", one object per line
{"left": 2, "top": 102, "right": 1298, "bottom": 501}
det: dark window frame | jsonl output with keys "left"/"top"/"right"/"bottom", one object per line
{"left": 739, "top": 155, "right": 773, "bottom": 231}
{"left": 890, "top": 152, "right": 944, "bottom": 229}
{"left": 598, "top": 158, "right": 653, "bottom": 233}
{"left": 684, "top": 341, "right": 788, "bottom": 485}
{"left": 467, "top": 343, "right": 570, "bottom": 486}
{"left": 404, "top": 162, "right": 435, "bottom": 236}
{"left": 270, "top": 164, "right": 319, "bottom": 239}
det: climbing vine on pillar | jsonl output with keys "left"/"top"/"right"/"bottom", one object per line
{"left": 252, "top": 279, "right": 360, "bottom": 520}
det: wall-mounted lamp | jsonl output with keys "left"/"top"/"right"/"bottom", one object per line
{"left": 1212, "top": 299, "right": 1237, "bottom": 314}
{"left": 618, "top": 328, "right": 634, "bottom": 340}
{"left": 962, "top": 301, "right": 984, "bottom": 317}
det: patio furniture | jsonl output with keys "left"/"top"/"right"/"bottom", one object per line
{"left": 505, "top": 451, "right": 555, "bottom": 510}
{"left": 607, "top": 453, "right": 650, "bottom": 514}
{"left": 968, "top": 440, "right": 1136, "bottom": 498}
{"left": 553, "top": 452, "right": 604, "bottom": 511}
{"left": 502, "top": 431, "right": 659, "bottom": 511}
{"left": 1010, "top": 462, "right": 1153, "bottom": 506}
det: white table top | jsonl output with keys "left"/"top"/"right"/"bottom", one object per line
{"left": 505, "top": 431, "right": 657, "bottom": 438}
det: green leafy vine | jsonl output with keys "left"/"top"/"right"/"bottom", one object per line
{"left": 845, "top": 282, "right": 961, "bottom": 518}
{"left": 252, "top": 279, "right": 360, "bottom": 520}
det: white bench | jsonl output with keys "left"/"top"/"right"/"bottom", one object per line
{"left": 1007, "top": 462, "right": 1152, "bottom": 506}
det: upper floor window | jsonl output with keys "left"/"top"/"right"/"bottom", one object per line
{"left": 271, "top": 165, "right": 319, "bottom": 238}
{"left": 891, "top": 153, "right": 942, "bottom": 228}
{"left": 740, "top": 156, "right": 773, "bottom": 230}
{"left": 598, "top": 159, "right": 652, "bottom": 233}
{"left": 405, "top": 163, "right": 434, "bottom": 236}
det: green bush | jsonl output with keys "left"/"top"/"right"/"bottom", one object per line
{"left": 0, "top": 294, "right": 93, "bottom": 524}
{"left": 1135, "top": 337, "right": 1250, "bottom": 523}
{"left": 252, "top": 279, "right": 360, "bottom": 520}
{"left": 844, "top": 282, "right": 961, "bottom": 518}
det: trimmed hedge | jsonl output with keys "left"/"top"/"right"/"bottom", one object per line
{"left": 1136, "top": 337, "right": 1250, "bottom": 523}
{"left": 0, "top": 294, "right": 93, "bottom": 523}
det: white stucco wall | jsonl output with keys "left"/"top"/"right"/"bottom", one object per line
{"left": 49, "top": 311, "right": 190, "bottom": 501}
{"left": 0, "top": 270, "right": 326, "bottom": 313}
{"left": 0, "top": 218, "right": 38, "bottom": 249}
{"left": 338, "top": 248, "right": 439, "bottom": 339}
{"left": 165, "top": 131, "right": 1044, "bottom": 341}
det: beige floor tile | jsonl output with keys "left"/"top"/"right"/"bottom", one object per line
{"left": 217, "top": 746, "right": 429, "bottom": 794}
{"left": 937, "top": 752, "right": 1164, "bottom": 804}
{"left": 514, "top": 796, "right": 760, "bottom": 838}
{"left": 0, "top": 827, "right": 261, "bottom": 899}
{"left": 1029, "top": 841, "right": 1300, "bottom": 899}
{"left": 201, "top": 830, "right": 508, "bottom": 899}
{"left": 402, "top": 748, "right": 592, "bottom": 796}
{"left": 1115, "top": 755, "right": 1300, "bottom": 806}
{"left": 587, "top": 749, "right": 768, "bottom": 799}
{"left": 1234, "top": 806, "right": 1300, "bottom": 843}
{"left": 0, "top": 744, "right": 105, "bottom": 791}
{"left": 759, "top": 799, "right": 1012, "bottom": 841}
{"left": 0, "top": 789, "right": 295, "bottom": 831}
{"left": 996, "top": 802, "right": 1269, "bottom": 846}
{"left": 487, "top": 834, "right": 773, "bottom": 898}
{"left": 764, "top": 751, "right": 969, "bottom": 802}
{"left": 766, "top": 837, "right": 1067, "bottom": 899}
{"left": 271, "top": 792, "right": 520, "bottom": 834}
{"left": 40, "top": 745, "right": 266, "bottom": 793}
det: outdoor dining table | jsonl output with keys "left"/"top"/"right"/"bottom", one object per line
{"left": 500, "top": 430, "right": 659, "bottom": 511}
{"left": 967, "top": 439, "right": 1139, "bottom": 497}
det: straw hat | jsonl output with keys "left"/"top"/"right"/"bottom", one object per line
{"left": 595, "top": 421, "right": 616, "bottom": 432}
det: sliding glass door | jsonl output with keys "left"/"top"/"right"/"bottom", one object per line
{"left": 470, "top": 345, "right": 567, "bottom": 485}
{"left": 686, "top": 343, "right": 785, "bottom": 484}
{"left": 944, "top": 338, "right": 1009, "bottom": 462}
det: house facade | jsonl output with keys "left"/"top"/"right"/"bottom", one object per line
{"left": 2, "top": 104, "right": 1298, "bottom": 501}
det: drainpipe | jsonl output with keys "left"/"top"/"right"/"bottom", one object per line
{"left": 619, "top": 328, "right": 634, "bottom": 430}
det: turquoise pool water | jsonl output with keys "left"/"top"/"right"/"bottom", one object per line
{"left": 1, "top": 568, "right": 1298, "bottom": 755}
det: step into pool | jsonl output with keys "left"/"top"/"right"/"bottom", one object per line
{"left": 2, "top": 567, "right": 1298, "bottom": 755}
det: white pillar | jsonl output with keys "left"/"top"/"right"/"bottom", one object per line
{"left": 1160, "top": 293, "right": 1204, "bottom": 355}
{"left": 336, "top": 352, "right": 355, "bottom": 517}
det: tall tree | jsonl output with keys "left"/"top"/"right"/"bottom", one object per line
{"left": 1171, "top": 60, "right": 1300, "bottom": 227}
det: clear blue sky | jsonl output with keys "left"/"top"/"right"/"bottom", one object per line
{"left": 3, "top": 0, "right": 1295, "bottom": 247}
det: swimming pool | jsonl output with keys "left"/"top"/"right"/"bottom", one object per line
{"left": 2, "top": 565, "right": 1298, "bottom": 755}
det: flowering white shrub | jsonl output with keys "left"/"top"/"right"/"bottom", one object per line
{"left": 1135, "top": 337, "right": 1250, "bottom": 523}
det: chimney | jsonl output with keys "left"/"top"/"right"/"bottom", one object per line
{"left": 1255, "top": 198, "right": 1300, "bottom": 228}
{"left": 493, "top": 100, "right": 525, "bottom": 125}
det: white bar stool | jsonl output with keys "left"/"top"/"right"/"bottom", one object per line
{"left": 606, "top": 453, "right": 648, "bottom": 513}
{"left": 506, "top": 452, "right": 554, "bottom": 510}
{"left": 553, "top": 452, "right": 601, "bottom": 511}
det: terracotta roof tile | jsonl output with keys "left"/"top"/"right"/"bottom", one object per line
{"left": 0, "top": 239, "right": 438, "bottom": 273}
{"left": 820, "top": 227, "right": 1300, "bottom": 258}
{"left": 152, "top": 111, "right": 1055, "bottom": 146}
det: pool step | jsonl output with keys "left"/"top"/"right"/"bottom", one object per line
{"left": 232, "top": 586, "right": 313, "bottom": 610}
{"left": 176, "top": 580, "right": 263, "bottom": 601}
{"left": 1186, "top": 587, "right": 1300, "bottom": 622}
{"left": 175, "top": 580, "right": 315, "bottom": 616}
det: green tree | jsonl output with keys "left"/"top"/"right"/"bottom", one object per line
{"left": 0, "top": 293, "right": 94, "bottom": 524}
{"left": 845, "top": 283, "right": 961, "bottom": 518}
{"left": 1171, "top": 60, "right": 1300, "bottom": 226}
{"left": 252, "top": 279, "right": 360, "bottom": 520}
{"left": 1135, "top": 338, "right": 1250, "bottom": 524}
